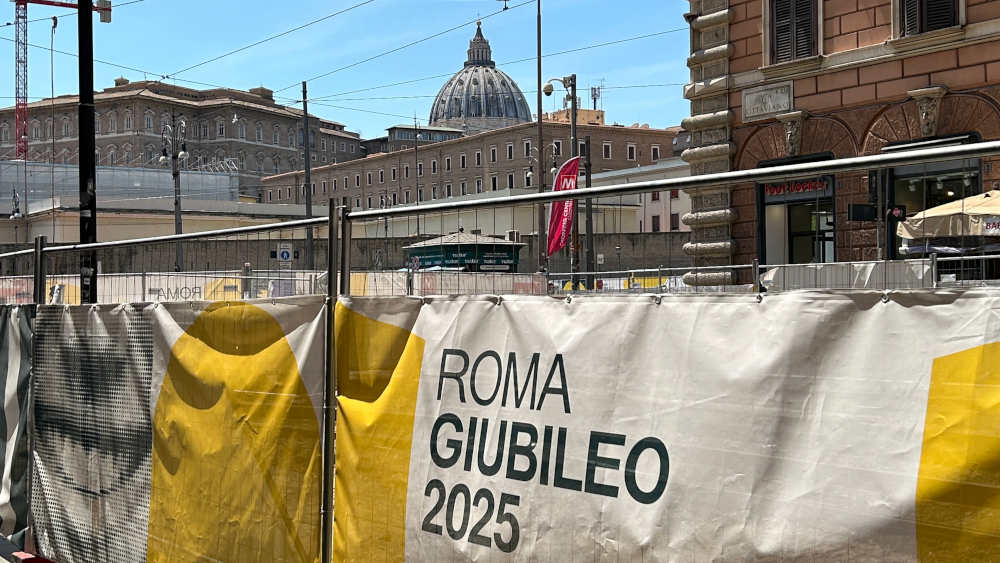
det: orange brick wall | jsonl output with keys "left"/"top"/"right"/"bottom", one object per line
{"left": 730, "top": 0, "right": 764, "bottom": 74}
{"left": 825, "top": 0, "right": 892, "bottom": 53}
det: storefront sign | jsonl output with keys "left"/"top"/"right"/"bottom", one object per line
{"left": 742, "top": 82, "right": 793, "bottom": 122}
{"left": 761, "top": 175, "right": 834, "bottom": 203}
{"left": 984, "top": 215, "right": 1000, "bottom": 236}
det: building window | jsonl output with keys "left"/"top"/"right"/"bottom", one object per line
{"left": 273, "top": 126, "right": 280, "bottom": 144}
{"left": 355, "top": 174, "right": 361, "bottom": 187}
{"left": 418, "top": 162, "right": 424, "bottom": 176}
{"left": 446, "top": 184, "right": 453, "bottom": 197}
{"left": 350, "top": 144, "right": 355, "bottom": 153}
{"left": 507, "top": 173, "right": 514, "bottom": 189}
{"left": 507, "top": 143, "right": 514, "bottom": 160}
{"left": 490, "top": 146, "right": 497, "bottom": 162}
{"left": 491, "top": 176, "right": 498, "bottom": 191}
{"left": 274, "top": 159, "right": 281, "bottom": 174}
{"left": 900, "top": 0, "right": 958, "bottom": 36}
{"left": 334, "top": 179, "right": 338, "bottom": 190}
{"left": 238, "top": 122, "right": 247, "bottom": 139}
{"left": 30, "top": 123, "right": 40, "bottom": 140}
{"left": 268, "top": 190, "right": 273, "bottom": 202}
{"left": 367, "top": 196, "right": 373, "bottom": 209}
{"left": 367, "top": 172, "right": 372, "bottom": 185}
{"left": 123, "top": 112, "right": 132, "bottom": 130}
{"left": 651, "top": 191, "right": 660, "bottom": 201}
{"left": 460, "top": 154, "right": 467, "bottom": 169}
{"left": 255, "top": 123, "right": 263, "bottom": 142}
{"left": 340, "top": 142, "right": 346, "bottom": 151}
{"left": 405, "top": 190, "right": 411, "bottom": 203}
{"left": 405, "top": 165, "right": 410, "bottom": 179}
{"left": 145, "top": 114, "right": 153, "bottom": 130}
{"left": 670, "top": 213, "right": 680, "bottom": 231}
{"left": 759, "top": 172, "right": 836, "bottom": 264}
{"left": 322, "top": 181, "right": 327, "bottom": 193}
{"left": 523, "top": 140, "right": 531, "bottom": 157}
{"left": 525, "top": 169, "right": 532, "bottom": 187}
{"left": 461, "top": 181, "right": 468, "bottom": 195}
{"left": 770, "top": 0, "right": 817, "bottom": 64}
{"left": 312, "top": 183, "right": 316, "bottom": 196}
{"left": 431, "top": 159, "right": 438, "bottom": 174}
{"left": 603, "top": 142, "right": 612, "bottom": 159}
{"left": 553, "top": 140, "right": 562, "bottom": 156}
{"left": 446, "top": 156, "right": 452, "bottom": 171}
{"left": 63, "top": 119, "right": 71, "bottom": 137}
{"left": 392, "top": 192, "right": 397, "bottom": 205}
{"left": 418, "top": 188, "right": 424, "bottom": 202}
{"left": 651, "top": 215, "right": 661, "bottom": 233}
{"left": 344, "top": 177, "right": 349, "bottom": 190}
{"left": 652, "top": 145, "right": 661, "bottom": 161}
{"left": 218, "top": 121, "right": 226, "bottom": 137}
{"left": 108, "top": 114, "right": 117, "bottom": 133}
{"left": 289, "top": 132, "right": 295, "bottom": 147}
{"left": 392, "top": 167, "right": 397, "bottom": 181}
{"left": 627, "top": 144, "right": 637, "bottom": 161}
{"left": 474, "top": 151, "right": 482, "bottom": 166}
{"left": 321, "top": 138, "right": 327, "bottom": 151}
{"left": 432, "top": 186, "right": 438, "bottom": 200}
{"left": 579, "top": 141, "right": 586, "bottom": 156}
{"left": 670, "top": 189, "right": 679, "bottom": 199}
{"left": 379, "top": 169, "right": 385, "bottom": 183}
{"left": 475, "top": 178, "right": 483, "bottom": 193}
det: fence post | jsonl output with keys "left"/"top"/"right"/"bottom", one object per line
{"left": 320, "top": 200, "right": 338, "bottom": 563}
{"left": 930, "top": 252, "right": 938, "bottom": 289}
{"left": 339, "top": 207, "right": 351, "bottom": 296}
{"left": 241, "top": 262, "right": 252, "bottom": 299}
{"left": 752, "top": 258, "right": 760, "bottom": 294}
{"left": 33, "top": 236, "right": 47, "bottom": 305}
{"left": 657, "top": 266, "right": 662, "bottom": 293}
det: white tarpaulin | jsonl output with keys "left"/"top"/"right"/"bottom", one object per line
{"left": 335, "top": 291, "right": 1000, "bottom": 561}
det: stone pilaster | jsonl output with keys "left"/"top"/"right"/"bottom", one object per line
{"left": 680, "top": 0, "right": 736, "bottom": 286}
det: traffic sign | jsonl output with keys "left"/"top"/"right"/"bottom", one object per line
{"left": 277, "top": 242, "right": 294, "bottom": 268}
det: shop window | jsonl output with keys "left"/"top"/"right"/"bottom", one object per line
{"left": 770, "top": 0, "right": 817, "bottom": 64}
{"left": 757, "top": 156, "right": 836, "bottom": 265}
{"left": 652, "top": 145, "right": 661, "bottom": 161}
{"left": 901, "top": 0, "right": 957, "bottom": 36}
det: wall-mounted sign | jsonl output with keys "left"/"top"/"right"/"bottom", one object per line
{"left": 761, "top": 175, "right": 834, "bottom": 204}
{"left": 984, "top": 216, "right": 1000, "bottom": 236}
{"left": 742, "top": 81, "right": 793, "bottom": 122}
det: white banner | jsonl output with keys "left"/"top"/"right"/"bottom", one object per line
{"left": 335, "top": 291, "right": 1000, "bottom": 561}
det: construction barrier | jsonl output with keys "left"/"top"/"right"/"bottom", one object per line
{"left": 30, "top": 297, "right": 325, "bottom": 562}
{"left": 0, "top": 307, "right": 31, "bottom": 549}
{"left": 334, "top": 291, "right": 1000, "bottom": 561}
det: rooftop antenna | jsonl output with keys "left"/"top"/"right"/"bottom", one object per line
{"left": 590, "top": 85, "right": 601, "bottom": 111}
{"left": 497, "top": 0, "right": 509, "bottom": 9}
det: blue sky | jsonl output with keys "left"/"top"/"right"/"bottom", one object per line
{"left": 1, "top": 0, "right": 690, "bottom": 138}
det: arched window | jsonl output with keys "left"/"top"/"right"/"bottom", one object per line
{"left": 93, "top": 114, "right": 100, "bottom": 136}
{"left": 273, "top": 125, "right": 280, "bottom": 145}
{"left": 273, "top": 156, "right": 280, "bottom": 174}
{"left": 62, "top": 118, "right": 71, "bottom": 137}
{"left": 124, "top": 111, "right": 132, "bottom": 131}
{"left": 124, "top": 149, "right": 132, "bottom": 164}
{"left": 238, "top": 151, "right": 246, "bottom": 169}
{"left": 30, "top": 122, "right": 41, "bottom": 140}
{"left": 0, "top": 123, "right": 8, "bottom": 143}
{"left": 109, "top": 113, "right": 117, "bottom": 134}
{"left": 238, "top": 121, "right": 247, "bottom": 139}
{"left": 108, "top": 148, "right": 117, "bottom": 165}
{"left": 145, "top": 112, "right": 153, "bottom": 130}
{"left": 255, "top": 123, "right": 263, "bottom": 142}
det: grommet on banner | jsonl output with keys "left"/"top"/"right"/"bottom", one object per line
{"left": 565, "top": 295, "right": 572, "bottom": 304}
{"left": 653, "top": 295, "right": 662, "bottom": 305}
{"left": 881, "top": 292, "right": 890, "bottom": 303}
{"left": 756, "top": 294, "right": 763, "bottom": 303}
{"left": 492, "top": 296, "right": 503, "bottom": 306}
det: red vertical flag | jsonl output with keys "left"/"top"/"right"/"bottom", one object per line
{"left": 546, "top": 156, "right": 581, "bottom": 256}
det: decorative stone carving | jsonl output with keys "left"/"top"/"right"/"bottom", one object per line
{"left": 742, "top": 81, "right": 793, "bottom": 122}
{"left": 776, "top": 111, "right": 808, "bottom": 157}
{"left": 908, "top": 86, "right": 948, "bottom": 138}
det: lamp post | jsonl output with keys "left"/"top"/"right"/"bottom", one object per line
{"left": 159, "top": 113, "right": 188, "bottom": 271}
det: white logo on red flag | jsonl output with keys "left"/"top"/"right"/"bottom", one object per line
{"left": 546, "top": 157, "right": 581, "bottom": 257}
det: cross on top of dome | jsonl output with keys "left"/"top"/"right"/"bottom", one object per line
{"left": 466, "top": 21, "right": 495, "bottom": 68}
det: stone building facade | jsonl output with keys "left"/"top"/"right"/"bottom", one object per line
{"left": 0, "top": 79, "right": 362, "bottom": 194}
{"left": 261, "top": 120, "right": 680, "bottom": 208}
{"left": 361, "top": 124, "right": 465, "bottom": 156}
{"left": 683, "top": 0, "right": 1000, "bottom": 283}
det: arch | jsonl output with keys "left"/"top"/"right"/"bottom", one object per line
{"left": 860, "top": 93, "right": 1000, "bottom": 154}
{"left": 737, "top": 116, "right": 858, "bottom": 170}
{"left": 0, "top": 122, "right": 9, "bottom": 143}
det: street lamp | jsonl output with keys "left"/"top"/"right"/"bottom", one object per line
{"left": 160, "top": 114, "right": 187, "bottom": 271}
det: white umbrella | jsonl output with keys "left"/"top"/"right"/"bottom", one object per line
{"left": 897, "top": 190, "right": 1000, "bottom": 239}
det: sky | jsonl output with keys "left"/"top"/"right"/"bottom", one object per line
{"left": 0, "top": 0, "right": 691, "bottom": 138}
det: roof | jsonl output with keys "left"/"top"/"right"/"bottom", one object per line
{"left": 388, "top": 124, "right": 465, "bottom": 133}
{"left": 404, "top": 231, "right": 525, "bottom": 249}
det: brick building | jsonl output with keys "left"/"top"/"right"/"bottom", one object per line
{"left": 261, "top": 120, "right": 681, "bottom": 209}
{"left": 683, "top": 0, "right": 1000, "bottom": 284}
{"left": 0, "top": 79, "right": 362, "bottom": 194}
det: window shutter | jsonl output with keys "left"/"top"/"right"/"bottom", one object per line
{"left": 924, "top": 0, "right": 957, "bottom": 31}
{"left": 901, "top": 0, "right": 921, "bottom": 36}
{"left": 793, "top": 0, "right": 815, "bottom": 59}
{"left": 772, "top": 0, "right": 794, "bottom": 63}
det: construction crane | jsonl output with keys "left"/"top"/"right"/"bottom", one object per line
{"left": 13, "top": 0, "right": 110, "bottom": 160}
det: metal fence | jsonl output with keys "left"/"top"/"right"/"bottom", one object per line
{"left": 0, "top": 139, "right": 999, "bottom": 303}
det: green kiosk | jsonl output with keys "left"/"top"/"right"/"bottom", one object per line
{"left": 403, "top": 231, "right": 525, "bottom": 272}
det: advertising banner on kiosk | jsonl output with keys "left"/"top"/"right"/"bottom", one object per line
{"left": 335, "top": 291, "right": 1000, "bottom": 561}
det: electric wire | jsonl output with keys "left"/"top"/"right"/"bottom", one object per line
{"left": 275, "top": 0, "right": 533, "bottom": 93}
{"left": 0, "top": 0, "right": 146, "bottom": 28}
{"left": 298, "top": 27, "right": 687, "bottom": 103}
{"left": 166, "top": 0, "right": 375, "bottom": 79}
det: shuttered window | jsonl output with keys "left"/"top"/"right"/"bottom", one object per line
{"left": 901, "top": 0, "right": 957, "bottom": 36}
{"left": 772, "top": 0, "right": 816, "bottom": 64}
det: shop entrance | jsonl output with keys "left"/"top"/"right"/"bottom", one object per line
{"left": 758, "top": 174, "right": 836, "bottom": 265}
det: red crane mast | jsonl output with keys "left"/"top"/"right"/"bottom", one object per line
{"left": 12, "top": 0, "right": 110, "bottom": 160}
